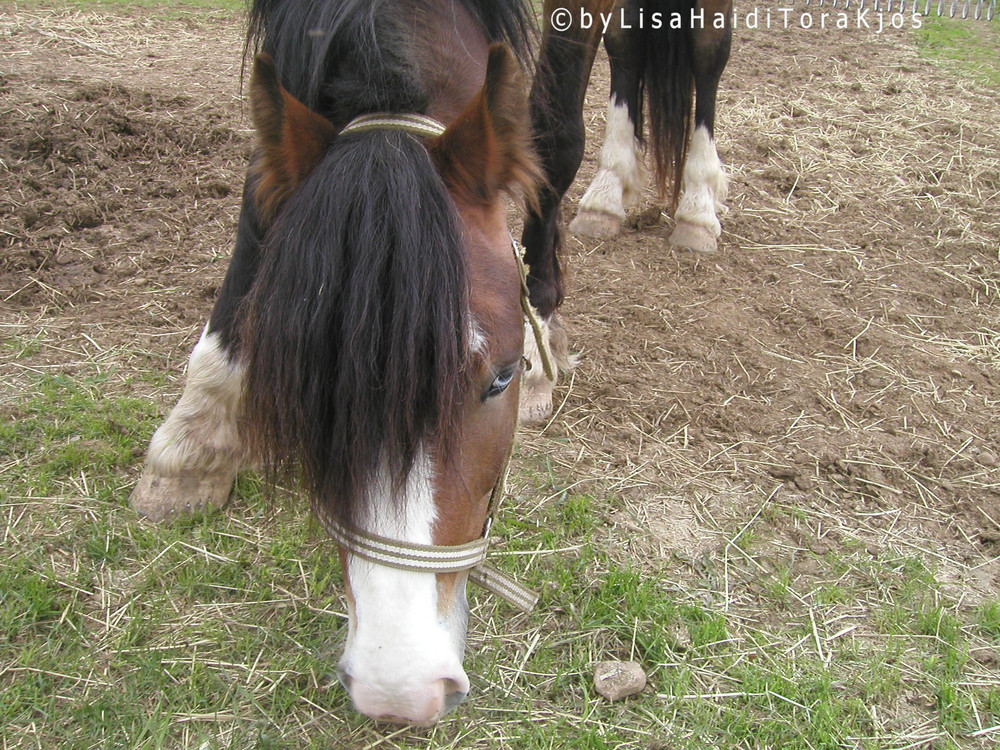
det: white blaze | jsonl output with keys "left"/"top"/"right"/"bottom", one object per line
{"left": 338, "top": 449, "right": 470, "bottom": 724}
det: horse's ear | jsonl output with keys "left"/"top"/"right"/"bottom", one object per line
{"left": 430, "top": 44, "right": 541, "bottom": 211}
{"left": 250, "top": 54, "right": 337, "bottom": 217}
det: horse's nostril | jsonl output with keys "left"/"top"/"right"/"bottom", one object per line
{"left": 336, "top": 667, "right": 352, "bottom": 692}
{"left": 441, "top": 678, "right": 467, "bottom": 714}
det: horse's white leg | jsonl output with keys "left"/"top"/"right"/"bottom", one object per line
{"left": 131, "top": 327, "right": 244, "bottom": 521}
{"left": 569, "top": 98, "right": 646, "bottom": 239}
{"left": 668, "top": 124, "right": 728, "bottom": 254}
{"left": 519, "top": 314, "right": 572, "bottom": 424}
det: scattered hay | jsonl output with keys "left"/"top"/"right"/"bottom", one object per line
{"left": 2, "top": 6, "right": 999, "bottom": 748}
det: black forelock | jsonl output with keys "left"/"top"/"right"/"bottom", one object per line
{"left": 238, "top": 132, "right": 470, "bottom": 528}
{"left": 237, "top": 0, "right": 536, "bottom": 523}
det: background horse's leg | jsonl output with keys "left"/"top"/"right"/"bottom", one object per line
{"left": 668, "top": 0, "right": 732, "bottom": 254}
{"left": 570, "top": 0, "right": 646, "bottom": 240}
{"left": 519, "top": 0, "right": 612, "bottom": 423}
{"left": 131, "top": 174, "right": 262, "bottom": 521}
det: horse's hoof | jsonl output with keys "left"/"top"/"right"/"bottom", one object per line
{"left": 569, "top": 210, "right": 622, "bottom": 239}
{"left": 519, "top": 380, "right": 554, "bottom": 424}
{"left": 669, "top": 221, "right": 718, "bottom": 254}
{"left": 131, "top": 469, "right": 235, "bottom": 522}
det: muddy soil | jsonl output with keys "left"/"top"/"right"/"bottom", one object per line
{"left": 2, "top": 7, "right": 998, "bottom": 602}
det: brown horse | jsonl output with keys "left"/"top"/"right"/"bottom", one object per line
{"left": 132, "top": 0, "right": 540, "bottom": 725}
{"left": 131, "top": 0, "right": 733, "bottom": 727}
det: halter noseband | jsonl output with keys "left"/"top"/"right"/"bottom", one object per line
{"left": 313, "top": 113, "right": 554, "bottom": 614}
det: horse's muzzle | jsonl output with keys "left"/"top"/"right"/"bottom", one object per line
{"left": 338, "top": 667, "right": 469, "bottom": 725}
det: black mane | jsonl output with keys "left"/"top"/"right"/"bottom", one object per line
{"left": 238, "top": 0, "right": 533, "bottom": 527}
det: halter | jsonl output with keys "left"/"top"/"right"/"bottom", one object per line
{"left": 313, "top": 113, "right": 555, "bottom": 614}
{"left": 339, "top": 112, "right": 449, "bottom": 139}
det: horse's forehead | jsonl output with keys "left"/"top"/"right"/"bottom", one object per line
{"left": 460, "top": 202, "right": 522, "bottom": 340}
{"left": 414, "top": 1, "right": 490, "bottom": 122}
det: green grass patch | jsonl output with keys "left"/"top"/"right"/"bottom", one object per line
{"left": 0, "top": 370, "right": 351, "bottom": 748}
{"left": 915, "top": 16, "right": 1000, "bottom": 88}
{"left": 4, "top": 366, "right": 999, "bottom": 747}
{"left": 1, "top": 373, "right": 160, "bottom": 499}
{"left": 976, "top": 599, "right": 1000, "bottom": 637}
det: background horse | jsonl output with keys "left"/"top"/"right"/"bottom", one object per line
{"left": 519, "top": 0, "right": 733, "bottom": 421}
{"left": 131, "top": 0, "right": 539, "bottom": 726}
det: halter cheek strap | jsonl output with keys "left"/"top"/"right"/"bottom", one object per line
{"left": 312, "top": 113, "right": 550, "bottom": 614}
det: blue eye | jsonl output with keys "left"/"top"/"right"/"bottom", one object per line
{"left": 486, "top": 365, "right": 517, "bottom": 399}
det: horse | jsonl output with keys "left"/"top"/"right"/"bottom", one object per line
{"left": 517, "top": 0, "right": 733, "bottom": 421}
{"left": 131, "top": 0, "right": 542, "bottom": 725}
{"left": 131, "top": 0, "right": 731, "bottom": 726}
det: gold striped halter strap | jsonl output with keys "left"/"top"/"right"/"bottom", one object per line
{"left": 339, "top": 112, "right": 447, "bottom": 138}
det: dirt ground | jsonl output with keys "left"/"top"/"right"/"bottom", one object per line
{"left": 2, "top": 4, "right": 999, "bottom": 618}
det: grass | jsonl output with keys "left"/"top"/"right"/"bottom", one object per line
{"left": 0, "top": 372, "right": 159, "bottom": 499}
{"left": 915, "top": 16, "right": 1000, "bottom": 89}
{"left": 5, "top": 368, "right": 998, "bottom": 748}
{"left": 4, "top": 365, "right": 998, "bottom": 747}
